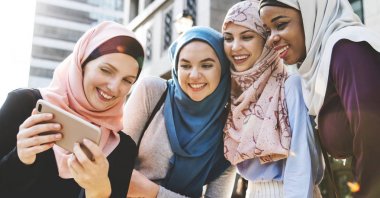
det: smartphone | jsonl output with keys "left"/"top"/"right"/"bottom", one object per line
{"left": 35, "top": 99, "right": 101, "bottom": 156}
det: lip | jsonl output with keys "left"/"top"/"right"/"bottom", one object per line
{"left": 188, "top": 83, "right": 206, "bottom": 92}
{"left": 274, "top": 45, "right": 289, "bottom": 59}
{"left": 232, "top": 54, "right": 250, "bottom": 65}
{"left": 96, "top": 88, "right": 114, "bottom": 101}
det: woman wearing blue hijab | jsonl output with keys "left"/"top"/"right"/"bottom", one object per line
{"left": 123, "top": 26, "right": 236, "bottom": 197}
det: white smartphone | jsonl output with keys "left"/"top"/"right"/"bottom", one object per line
{"left": 35, "top": 99, "right": 101, "bottom": 156}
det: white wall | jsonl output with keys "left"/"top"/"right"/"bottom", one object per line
{"left": 363, "top": 0, "right": 380, "bottom": 33}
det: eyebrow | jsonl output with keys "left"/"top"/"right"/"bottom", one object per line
{"left": 180, "top": 58, "right": 216, "bottom": 63}
{"left": 271, "top": 15, "right": 288, "bottom": 23}
{"left": 103, "top": 62, "right": 137, "bottom": 79}
{"left": 223, "top": 29, "right": 255, "bottom": 35}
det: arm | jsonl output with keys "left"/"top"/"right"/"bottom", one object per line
{"left": 0, "top": 89, "right": 61, "bottom": 191}
{"left": 123, "top": 77, "right": 166, "bottom": 143}
{"left": 203, "top": 165, "right": 236, "bottom": 198}
{"left": 128, "top": 169, "right": 189, "bottom": 198}
{"left": 283, "top": 75, "right": 323, "bottom": 198}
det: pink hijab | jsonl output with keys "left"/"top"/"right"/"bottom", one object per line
{"left": 40, "top": 21, "right": 141, "bottom": 178}
{"left": 222, "top": 0, "right": 291, "bottom": 165}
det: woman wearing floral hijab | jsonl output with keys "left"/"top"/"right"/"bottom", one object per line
{"left": 260, "top": 0, "right": 380, "bottom": 197}
{"left": 0, "top": 21, "right": 144, "bottom": 197}
{"left": 222, "top": 1, "right": 323, "bottom": 197}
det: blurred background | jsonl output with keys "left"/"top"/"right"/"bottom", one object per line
{"left": 1, "top": 0, "right": 378, "bottom": 197}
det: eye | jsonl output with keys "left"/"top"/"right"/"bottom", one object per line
{"left": 100, "top": 67, "right": 111, "bottom": 74}
{"left": 242, "top": 35, "right": 254, "bottom": 41}
{"left": 179, "top": 64, "right": 191, "bottom": 70}
{"left": 223, "top": 35, "right": 233, "bottom": 43}
{"left": 201, "top": 63, "right": 213, "bottom": 69}
{"left": 276, "top": 22, "right": 288, "bottom": 30}
{"left": 122, "top": 78, "right": 133, "bottom": 85}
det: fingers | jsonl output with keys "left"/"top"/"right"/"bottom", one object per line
{"left": 72, "top": 139, "right": 105, "bottom": 168}
{"left": 68, "top": 154, "right": 83, "bottom": 176}
{"left": 17, "top": 133, "right": 62, "bottom": 148}
{"left": 18, "top": 143, "right": 54, "bottom": 157}
{"left": 18, "top": 114, "right": 61, "bottom": 139}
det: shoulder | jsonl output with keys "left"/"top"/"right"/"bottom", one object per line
{"left": 332, "top": 39, "right": 376, "bottom": 61}
{"left": 284, "top": 74, "right": 303, "bottom": 97}
{"left": 2, "top": 88, "right": 41, "bottom": 110}
{"left": 133, "top": 76, "right": 167, "bottom": 95}
{"left": 7, "top": 88, "right": 41, "bottom": 100}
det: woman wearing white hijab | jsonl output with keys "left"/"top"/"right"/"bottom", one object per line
{"left": 260, "top": 0, "right": 380, "bottom": 197}
{"left": 222, "top": 1, "right": 323, "bottom": 197}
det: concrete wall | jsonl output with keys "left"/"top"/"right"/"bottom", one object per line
{"left": 209, "top": 0, "right": 240, "bottom": 31}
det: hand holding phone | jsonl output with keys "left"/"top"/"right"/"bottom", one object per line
{"left": 35, "top": 99, "right": 101, "bottom": 156}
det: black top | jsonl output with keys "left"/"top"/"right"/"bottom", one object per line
{"left": 0, "top": 88, "right": 137, "bottom": 198}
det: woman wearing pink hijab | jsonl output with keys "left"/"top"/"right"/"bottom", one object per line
{"left": 0, "top": 21, "right": 144, "bottom": 197}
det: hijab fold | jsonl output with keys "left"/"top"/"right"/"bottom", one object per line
{"left": 223, "top": 1, "right": 291, "bottom": 165}
{"left": 162, "top": 26, "right": 231, "bottom": 197}
{"left": 269, "top": 0, "right": 380, "bottom": 121}
{"left": 40, "top": 21, "right": 143, "bottom": 178}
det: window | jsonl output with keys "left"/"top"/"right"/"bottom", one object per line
{"left": 187, "top": 0, "right": 197, "bottom": 25}
{"left": 349, "top": 0, "right": 364, "bottom": 22}
{"left": 129, "top": 0, "right": 140, "bottom": 21}
{"left": 146, "top": 28, "right": 153, "bottom": 61}
{"left": 163, "top": 10, "right": 173, "bottom": 50}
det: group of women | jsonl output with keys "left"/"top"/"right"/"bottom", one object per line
{"left": 1, "top": 0, "right": 380, "bottom": 197}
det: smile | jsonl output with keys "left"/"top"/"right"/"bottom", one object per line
{"left": 189, "top": 83, "right": 206, "bottom": 90}
{"left": 232, "top": 55, "right": 249, "bottom": 64}
{"left": 276, "top": 45, "right": 289, "bottom": 59}
{"left": 98, "top": 88, "right": 114, "bottom": 100}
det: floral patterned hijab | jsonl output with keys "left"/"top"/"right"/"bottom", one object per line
{"left": 222, "top": 0, "right": 291, "bottom": 165}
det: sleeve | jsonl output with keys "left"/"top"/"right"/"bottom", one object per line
{"left": 156, "top": 166, "right": 236, "bottom": 198}
{"left": 156, "top": 187, "right": 189, "bottom": 198}
{"left": 123, "top": 77, "right": 166, "bottom": 143}
{"left": 0, "top": 89, "right": 41, "bottom": 191}
{"left": 283, "top": 75, "right": 323, "bottom": 198}
{"left": 203, "top": 165, "right": 237, "bottom": 198}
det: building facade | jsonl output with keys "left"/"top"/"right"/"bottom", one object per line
{"left": 28, "top": 0, "right": 380, "bottom": 85}
{"left": 124, "top": 0, "right": 240, "bottom": 79}
{"left": 28, "top": 0, "right": 126, "bottom": 87}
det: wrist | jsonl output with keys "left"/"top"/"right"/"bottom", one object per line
{"left": 146, "top": 182, "right": 159, "bottom": 198}
{"left": 86, "top": 180, "right": 111, "bottom": 198}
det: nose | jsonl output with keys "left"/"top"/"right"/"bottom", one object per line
{"left": 231, "top": 40, "right": 242, "bottom": 51}
{"left": 107, "top": 79, "right": 121, "bottom": 93}
{"left": 189, "top": 68, "right": 201, "bottom": 79}
{"left": 267, "top": 31, "right": 280, "bottom": 48}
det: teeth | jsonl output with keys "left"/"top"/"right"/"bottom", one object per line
{"left": 233, "top": 55, "right": 248, "bottom": 60}
{"left": 189, "top": 83, "right": 206, "bottom": 89}
{"left": 99, "top": 90, "right": 113, "bottom": 99}
{"left": 278, "top": 46, "right": 289, "bottom": 54}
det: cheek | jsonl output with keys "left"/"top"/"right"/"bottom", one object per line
{"left": 177, "top": 70, "right": 188, "bottom": 89}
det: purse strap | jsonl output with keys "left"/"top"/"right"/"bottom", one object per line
{"left": 312, "top": 116, "right": 340, "bottom": 198}
{"left": 137, "top": 82, "right": 168, "bottom": 150}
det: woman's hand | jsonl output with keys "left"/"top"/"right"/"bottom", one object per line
{"left": 68, "top": 139, "right": 111, "bottom": 198}
{"left": 127, "top": 169, "right": 159, "bottom": 198}
{"left": 17, "top": 109, "right": 62, "bottom": 165}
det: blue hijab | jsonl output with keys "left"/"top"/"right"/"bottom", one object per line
{"left": 162, "top": 26, "right": 231, "bottom": 197}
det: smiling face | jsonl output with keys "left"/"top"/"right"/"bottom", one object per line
{"left": 83, "top": 53, "right": 139, "bottom": 110}
{"left": 177, "top": 41, "right": 222, "bottom": 102}
{"left": 223, "top": 23, "right": 265, "bottom": 72}
{"left": 260, "top": 6, "right": 306, "bottom": 65}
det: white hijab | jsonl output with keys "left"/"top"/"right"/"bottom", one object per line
{"left": 276, "top": 0, "right": 380, "bottom": 120}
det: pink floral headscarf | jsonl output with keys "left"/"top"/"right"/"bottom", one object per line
{"left": 222, "top": 0, "right": 291, "bottom": 165}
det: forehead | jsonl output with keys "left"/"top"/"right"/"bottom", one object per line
{"left": 260, "top": 6, "right": 298, "bottom": 23}
{"left": 179, "top": 41, "right": 217, "bottom": 58}
{"left": 223, "top": 23, "right": 251, "bottom": 33}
